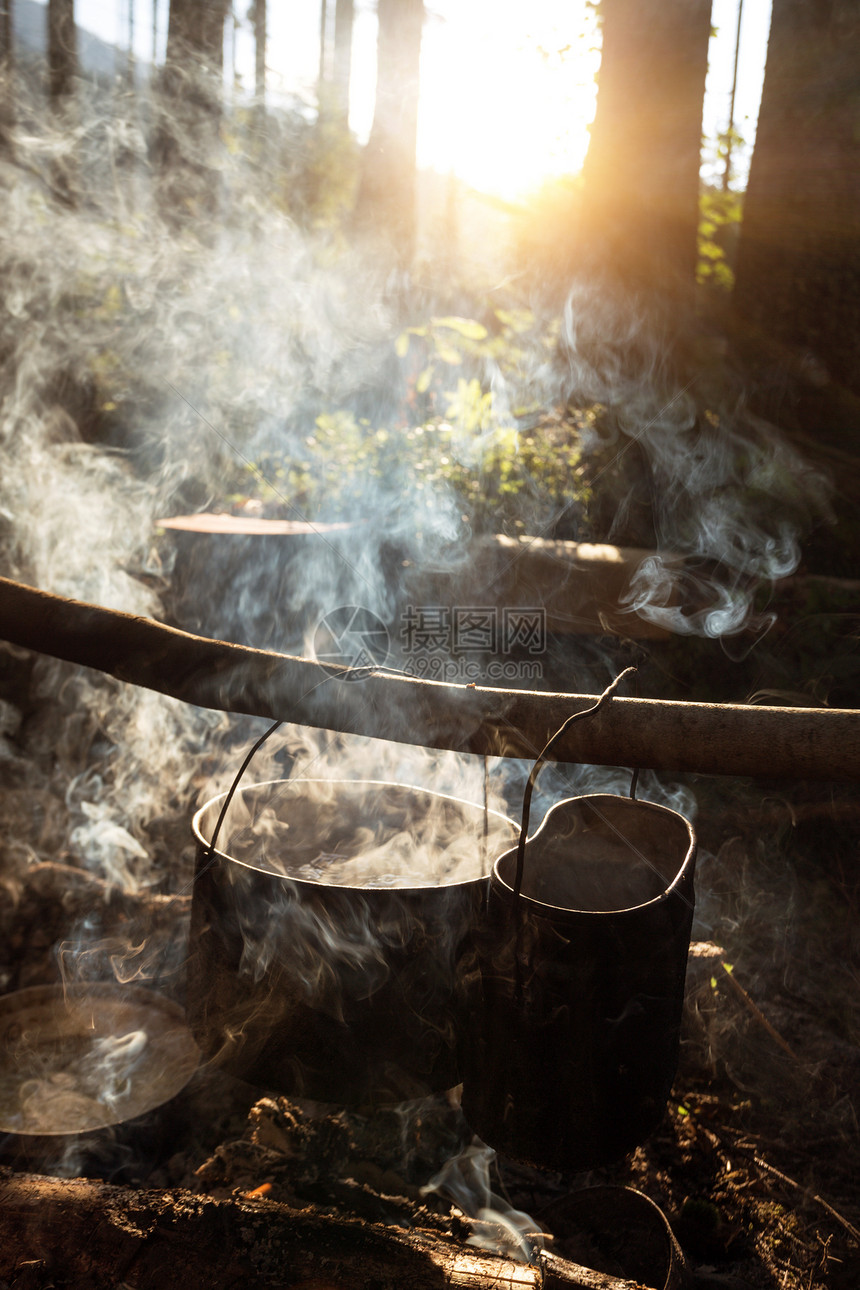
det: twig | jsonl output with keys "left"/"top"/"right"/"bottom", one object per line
{"left": 714, "top": 1136, "right": 860, "bottom": 1246}
{"left": 750, "top": 1152, "right": 860, "bottom": 1246}
{"left": 718, "top": 963, "right": 804, "bottom": 1066}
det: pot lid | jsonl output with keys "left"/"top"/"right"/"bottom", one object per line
{"left": 0, "top": 983, "right": 199, "bottom": 1136}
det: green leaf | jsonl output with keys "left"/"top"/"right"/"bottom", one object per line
{"left": 394, "top": 331, "right": 411, "bottom": 358}
{"left": 698, "top": 239, "right": 725, "bottom": 261}
{"left": 416, "top": 366, "right": 434, "bottom": 394}
{"left": 100, "top": 283, "right": 123, "bottom": 315}
{"left": 494, "top": 307, "right": 534, "bottom": 334}
{"left": 432, "top": 316, "right": 488, "bottom": 340}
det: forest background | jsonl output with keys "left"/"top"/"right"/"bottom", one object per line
{"left": 0, "top": 7, "right": 860, "bottom": 1288}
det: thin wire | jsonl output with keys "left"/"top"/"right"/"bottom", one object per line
{"left": 185, "top": 718, "right": 282, "bottom": 892}
{"left": 512, "top": 665, "right": 637, "bottom": 909}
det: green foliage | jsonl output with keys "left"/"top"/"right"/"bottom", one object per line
{"left": 697, "top": 125, "right": 746, "bottom": 289}
{"left": 697, "top": 185, "right": 743, "bottom": 290}
{"left": 299, "top": 101, "right": 360, "bottom": 229}
{"left": 244, "top": 310, "right": 591, "bottom": 535}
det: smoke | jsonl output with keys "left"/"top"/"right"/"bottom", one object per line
{"left": 0, "top": 70, "right": 406, "bottom": 899}
{"left": 0, "top": 982, "right": 198, "bottom": 1162}
{"left": 0, "top": 46, "right": 841, "bottom": 1194}
{"left": 423, "top": 1136, "right": 542, "bottom": 1263}
{"left": 210, "top": 776, "right": 515, "bottom": 889}
{"left": 556, "top": 286, "right": 832, "bottom": 641}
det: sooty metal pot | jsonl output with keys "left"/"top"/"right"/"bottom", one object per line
{"left": 460, "top": 793, "right": 696, "bottom": 1171}
{"left": 188, "top": 778, "right": 517, "bottom": 1106}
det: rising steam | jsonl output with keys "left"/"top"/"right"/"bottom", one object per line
{"left": 0, "top": 58, "right": 829, "bottom": 980}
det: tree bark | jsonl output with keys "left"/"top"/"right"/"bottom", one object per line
{"left": 333, "top": 0, "right": 355, "bottom": 126}
{"left": 1, "top": 575, "right": 859, "bottom": 782}
{"left": 0, "top": 0, "right": 13, "bottom": 155}
{"left": 165, "top": 0, "right": 227, "bottom": 73}
{"left": 578, "top": 0, "right": 711, "bottom": 301}
{"left": 0, "top": 0, "right": 10, "bottom": 65}
{"left": 352, "top": 0, "right": 424, "bottom": 265}
{"left": 253, "top": 0, "right": 266, "bottom": 105}
{"left": 152, "top": 0, "right": 229, "bottom": 223}
{"left": 45, "top": 0, "right": 78, "bottom": 204}
{"left": 0, "top": 1170, "right": 653, "bottom": 1290}
{"left": 732, "top": 0, "right": 860, "bottom": 400}
{"left": 47, "top": 0, "right": 76, "bottom": 106}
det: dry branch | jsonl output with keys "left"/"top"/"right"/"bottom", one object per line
{"left": 0, "top": 1169, "right": 656, "bottom": 1290}
{"left": 2, "top": 575, "right": 860, "bottom": 780}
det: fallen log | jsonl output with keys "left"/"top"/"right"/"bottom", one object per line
{"left": 0, "top": 1170, "right": 656, "bottom": 1290}
{"left": 403, "top": 533, "right": 675, "bottom": 639}
{"left": 2, "top": 574, "right": 859, "bottom": 780}
{"left": 164, "top": 517, "right": 673, "bottom": 640}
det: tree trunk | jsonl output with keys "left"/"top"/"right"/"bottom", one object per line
{"left": 333, "top": 0, "right": 355, "bottom": 126}
{"left": 578, "top": 0, "right": 711, "bottom": 301}
{"left": 165, "top": 0, "right": 226, "bottom": 73}
{"left": 352, "top": 0, "right": 424, "bottom": 266}
{"left": 47, "top": 0, "right": 76, "bottom": 106}
{"left": 319, "top": 0, "right": 328, "bottom": 88}
{"left": 254, "top": 0, "right": 266, "bottom": 105}
{"left": 46, "top": 0, "right": 77, "bottom": 203}
{"left": 0, "top": 1171, "right": 651, "bottom": 1290}
{"left": 152, "top": 0, "right": 229, "bottom": 223}
{"left": 732, "top": 0, "right": 860, "bottom": 403}
{"left": 0, "top": 0, "right": 10, "bottom": 64}
{"left": 0, "top": 0, "right": 13, "bottom": 155}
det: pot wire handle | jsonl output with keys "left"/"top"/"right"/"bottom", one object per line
{"left": 511, "top": 667, "right": 637, "bottom": 911}
{"left": 194, "top": 718, "right": 284, "bottom": 887}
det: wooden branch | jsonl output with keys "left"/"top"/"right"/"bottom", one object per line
{"left": 0, "top": 1170, "right": 655, "bottom": 1290}
{"left": 2, "top": 575, "right": 860, "bottom": 780}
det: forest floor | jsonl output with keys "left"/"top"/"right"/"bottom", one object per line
{"left": 1, "top": 666, "right": 858, "bottom": 1289}
{"left": 1, "top": 364, "right": 859, "bottom": 1289}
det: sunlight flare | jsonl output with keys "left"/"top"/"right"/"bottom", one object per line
{"left": 416, "top": 1, "right": 600, "bottom": 200}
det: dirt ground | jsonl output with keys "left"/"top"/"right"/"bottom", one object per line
{"left": 0, "top": 611, "right": 859, "bottom": 1289}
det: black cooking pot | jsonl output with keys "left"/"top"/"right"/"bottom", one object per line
{"left": 188, "top": 778, "right": 517, "bottom": 1105}
{"left": 459, "top": 791, "right": 697, "bottom": 1171}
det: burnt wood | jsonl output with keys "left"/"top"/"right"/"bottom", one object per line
{"left": 0, "top": 1170, "right": 655, "bottom": 1290}
{"left": 1, "top": 574, "right": 859, "bottom": 780}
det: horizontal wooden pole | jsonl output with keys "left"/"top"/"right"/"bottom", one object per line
{"left": 1, "top": 575, "right": 859, "bottom": 780}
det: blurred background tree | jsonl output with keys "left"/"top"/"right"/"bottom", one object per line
{"left": 577, "top": 0, "right": 712, "bottom": 304}
{"left": 0, "top": 0, "right": 12, "bottom": 153}
{"left": 732, "top": 0, "right": 860, "bottom": 416}
{"left": 47, "top": 0, "right": 75, "bottom": 106}
{"left": 2, "top": 0, "right": 858, "bottom": 474}
{"left": 351, "top": 0, "right": 424, "bottom": 266}
{"left": 152, "top": 0, "right": 229, "bottom": 221}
